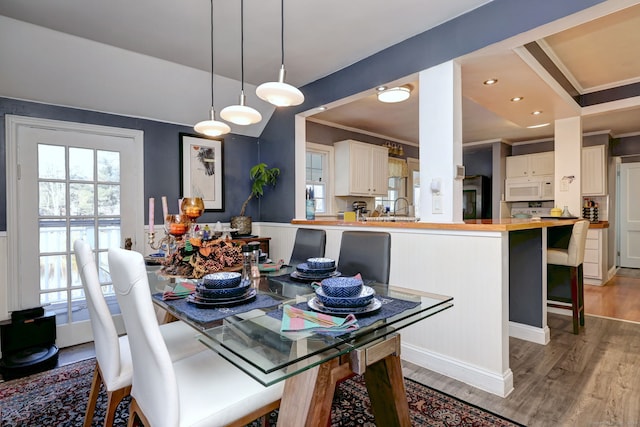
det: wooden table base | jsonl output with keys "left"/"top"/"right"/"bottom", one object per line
{"left": 276, "top": 334, "right": 410, "bottom": 427}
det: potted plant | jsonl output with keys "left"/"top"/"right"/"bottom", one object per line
{"left": 231, "top": 163, "right": 280, "bottom": 235}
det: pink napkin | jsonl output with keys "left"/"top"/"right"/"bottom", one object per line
{"left": 162, "top": 282, "right": 195, "bottom": 300}
{"left": 281, "top": 305, "right": 359, "bottom": 333}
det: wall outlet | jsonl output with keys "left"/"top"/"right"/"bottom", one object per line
{"left": 432, "top": 194, "right": 443, "bottom": 214}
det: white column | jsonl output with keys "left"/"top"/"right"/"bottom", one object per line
{"left": 554, "top": 117, "right": 582, "bottom": 216}
{"left": 418, "top": 60, "right": 463, "bottom": 223}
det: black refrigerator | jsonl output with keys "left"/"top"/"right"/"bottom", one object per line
{"left": 463, "top": 175, "right": 491, "bottom": 219}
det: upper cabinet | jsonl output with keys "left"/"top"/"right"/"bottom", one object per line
{"left": 582, "top": 145, "right": 607, "bottom": 196}
{"left": 334, "top": 140, "right": 389, "bottom": 196}
{"left": 506, "top": 152, "right": 554, "bottom": 179}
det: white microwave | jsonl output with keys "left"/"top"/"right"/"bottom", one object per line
{"left": 505, "top": 176, "right": 554, "bottom": 201}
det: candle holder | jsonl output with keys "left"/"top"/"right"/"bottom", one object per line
{"left": 181, "top": 197, "right": 204, "bottom": 238}
{"left": 147, "top": 231, "right": 173, "bottom": 252}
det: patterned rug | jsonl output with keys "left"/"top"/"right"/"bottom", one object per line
{"left": 0, "top": 358, "right": 524, "bottom": 426}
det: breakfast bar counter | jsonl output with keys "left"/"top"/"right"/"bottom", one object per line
{"left": 255, "top": 217, "right": 585, "bottom": 398}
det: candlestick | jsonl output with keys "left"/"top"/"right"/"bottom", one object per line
{"left": 161, "top": 196, "right": 168, "bottom": 223}
{"left": 148, "top": 197, "right": 155, "bottom": 233}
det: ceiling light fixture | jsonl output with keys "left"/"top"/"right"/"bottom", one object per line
{"left": 532, "top": 110, "right": 542, "bottom": 115}
{"left": 377, "top": 85, "right": 412, "bottom": 103}
{"left": 483, "top": 78, "right": 498, "bottom": 85}
{"left": 194, "top": 0, "right": 231, "bottom": 137}
{"left": 256, "top": 0, "right": 304, "bottom": 107}
{"left": 510, "top": 96, "right": 524, "bottom": 102}
{"left": 221, "top": 0, "right": 262, "bottom": 125}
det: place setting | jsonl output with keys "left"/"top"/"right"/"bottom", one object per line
{"left": 186, "top": 272, "right": 257, "bottom": 308}
{"left": 307, "top": 275, "right": 382, "bottom": 316}
{"left": 290, "top": 257, "right": 342, "bottom": 282}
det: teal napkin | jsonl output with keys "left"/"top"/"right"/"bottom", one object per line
{"left": 281, "top": 304, "right": 359, "bottom": 333}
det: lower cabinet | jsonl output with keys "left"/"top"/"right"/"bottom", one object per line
{"left": 583, "top": 228, "right": 608, "bottom": 285}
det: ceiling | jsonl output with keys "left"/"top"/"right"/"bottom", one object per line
{"left": 1, "top": 1, "right": 640, "bottom": 146}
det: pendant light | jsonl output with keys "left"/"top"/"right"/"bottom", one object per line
{"left": 194, "top": 0, "right": 230, "bottom": 137}
{"left": 221, "top": 0, "right": 262, "bottom": 125}
{"left": 256, "top": 0, "right": 304, "bottom": 107}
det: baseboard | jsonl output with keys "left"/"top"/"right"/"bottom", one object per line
{"left": 509, "top": 321, "right": 550, "bottom": 345}
{"left": 401, "top": 342, "right": 514, "bottom": 398}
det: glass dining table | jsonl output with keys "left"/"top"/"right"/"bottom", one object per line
{"left": 151, "top": 267, "right": 453, "bottom": 426}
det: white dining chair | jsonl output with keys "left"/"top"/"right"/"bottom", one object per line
{"left": 108, "top": 247, "right": 283, "bottom": 427}
{"left": 74, "top": 240, "right": 205, "bottom": 427}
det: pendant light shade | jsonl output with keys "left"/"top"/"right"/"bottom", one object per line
{"left": 195, "top": 106, "right": 231, "bottom": 136}
{"left": 256, "top": 0, "right": 304, "bottom": 107}
{"left": 194, "top": 0, "right": 230, "bottom": 136}
{"left": 221, "top": 0, "right": 262, "bottom": 126}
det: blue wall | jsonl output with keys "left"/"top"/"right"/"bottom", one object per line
{"left": 0, "top": 97, "right": 260, "bottom": 230}
{"left": 258, "top": 0, "right": 604, "bottom": 222}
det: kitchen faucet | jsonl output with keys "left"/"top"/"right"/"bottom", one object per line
{"left": 393, "top": 197, "right": 409, "bottom": 216}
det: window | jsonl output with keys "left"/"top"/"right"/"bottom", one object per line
{"left": 306, "top": 143, "right": 333, "bottom": 214}
{"left": 375, "top": 177, "right": 406, "bottom": 214}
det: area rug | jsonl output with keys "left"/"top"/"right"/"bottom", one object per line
{"left": 0, "top": 358, "right": 524, "bottom": 426}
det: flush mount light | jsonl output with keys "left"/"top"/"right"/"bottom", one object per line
{"left": 193, "top": 0, "right": 230, "bottom": 137}
{"left": 527, "top": 123, "right": 550, "bottom": 129}
{"left": 510, "top": 96, "right": 524, "bottom": 102}
{"left": 377, "top": 85, "right": 412, "bottom": 103}
{"left": 532, "top": 110, "right": 543, "bottom": 115}
{"left": 483, "top": 78, "right": 498, "bottom": 85}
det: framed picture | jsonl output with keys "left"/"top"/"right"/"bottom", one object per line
{"left": 180, "top": 133, "right": 224, "bottom": 211}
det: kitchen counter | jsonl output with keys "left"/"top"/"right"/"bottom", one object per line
{"left": 292, "top": 217, "right": 578, "bottom": 231}
{"left": 587, "top": 221, "right": 609, "bottom": 229}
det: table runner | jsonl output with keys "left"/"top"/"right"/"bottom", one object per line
{"left": 152, "top": 293, "right": 282, "bottom": 327}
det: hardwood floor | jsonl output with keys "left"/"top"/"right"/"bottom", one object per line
{"left": 403, "top": 312, "right": 640, "bottom": 427}
{"left": 585, "top": 268, "right": 640, "bottom": 323}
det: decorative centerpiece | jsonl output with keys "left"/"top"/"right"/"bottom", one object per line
{"left": 161, "top": 236, "right": 242, "bottom": 278}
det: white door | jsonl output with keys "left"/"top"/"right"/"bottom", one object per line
{"left": 7, "top": 116, "right": 144, "bottom": 347}
{"left": 619, "top": 162, "right": 640, "bottom": 268}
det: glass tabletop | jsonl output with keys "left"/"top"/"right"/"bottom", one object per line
{"left": 151, "top": 267, "right": 453, "bottom": 386}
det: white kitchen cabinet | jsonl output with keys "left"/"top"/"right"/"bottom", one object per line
{"left": 581, "top": 145, "right": 607, "bottom": 196}
{"left": 334, "top": 140, "right": 389, "bottom": 196}
{"left": 506, "top": 152, "right": 554, "bottom": 178}
{"left": 583, "top": 228, "right": 608, "bottom": 285}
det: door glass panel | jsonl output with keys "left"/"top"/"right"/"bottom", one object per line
{"left": 40, "top": 290, "right": 67, "bottom": 306}
{"left": 39, "top": 182, "right": 66, "bottom": 216}
{"left": 70, "top": 218, "right": 96, "bottom": 248}
{"left": 98, "top": 184, "right": 120, "bottom": 215}
{"left": 98, "top": 251, "right": 113, "bottom": 292}
{"left": 98, "top": 150, "right": 120, "bottom": 182}
{"left": 39, "top": 219, "right": 67, "bottom": 253}
{"left": 70, "top": 183, "right": 95, "bottom": 215}
{"left": 38, "top": 144, "right": 65, "bottom": 179}
{"left": 69, "top": 147, "right": 94, "bottom": 180}
{"left": 40, "top": 254, "right": 68, "bottom": 292}
{"left": 98, "top": 219, "right": 121, "bottom": 250}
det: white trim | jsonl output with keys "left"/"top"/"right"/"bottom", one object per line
{"left": 509, "top": 321, "right": 550, "bottom": 345}
{"left": 402, "top": 342, "right": 514, "bottom": 398}
{"left": 307, "top": 117, "right": 419, "bottom": 147}
{"left": 306, "top": 142, "right": 335, "bottom": 215}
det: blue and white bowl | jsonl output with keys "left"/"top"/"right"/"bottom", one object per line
{"left": 296, "top": 262, "right": 336, "bottom": 276}
{"left": 320, "top": 276, "right": 363, "bottom": 298}
{"left": 202, "top": 272, "right": 242, "bottom": 289}
{"left": 306, "top": 257, "right": 336, "bottom": 270}
{"left": 196, "top": 279, "right": 250, "bottom": 299}
{"left": 315, "top": 286, "right": 375, "bottom": 308}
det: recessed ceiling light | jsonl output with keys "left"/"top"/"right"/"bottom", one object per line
{"left": 511, "top": 96, "right": 524, "bottom": 102}
{"left": 376, "top": 86, "right": 387, "bottom": 92}
{"left": 483, "top": 78, "right": 498, "bottom": 85}
{"left": 317, "top": 106, "right": 327, "bottom": 111}
{"left": 532, "top": 110, "right": 543, "bottom": 115}
{"left": 527, "top": 123, "right": 550, "bottom": 129}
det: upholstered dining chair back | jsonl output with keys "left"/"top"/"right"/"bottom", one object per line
{"left": 75, "top": 239, "right": 132, "bottom": 391}
{"left": 289, "top": 228, "right": 326, "bottom": 265}
{"left": 337, "top": 231, "right": 391, "bottom": 284}
{"left": 109, "top": 247, "right": 180, "bottom": 427}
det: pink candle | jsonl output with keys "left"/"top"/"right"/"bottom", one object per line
{"left": 148, "top": 198, "right": 155, "bottom": 233}
{"left": 161, "top": 196, "right": 168, "bottom": 223}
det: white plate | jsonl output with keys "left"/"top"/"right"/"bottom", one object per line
{"left": 307, "top": 297, "right": 382, "bottom": 315}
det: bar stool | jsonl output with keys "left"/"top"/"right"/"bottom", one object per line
{"left": 547, "top": 220, "right": 590, "bottom": 334}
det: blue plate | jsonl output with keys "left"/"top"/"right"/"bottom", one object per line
{"left": 296, "top": 263, "right": 336, "bottom": 276}
{"left": 315, "top": 286, "right": 375, "bottom": 308}
{"left": 196, "top": 280, "right": 250, "bottom": 298}
{"left": 307, "top": 296, "right": 382, "bottom": 315}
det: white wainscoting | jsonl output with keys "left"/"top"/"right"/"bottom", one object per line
{"left": 257, "top": 222, "right": 514, "bottom": 397}
{"left": 0, "top": 233, "right": 8, "bottom": 322}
